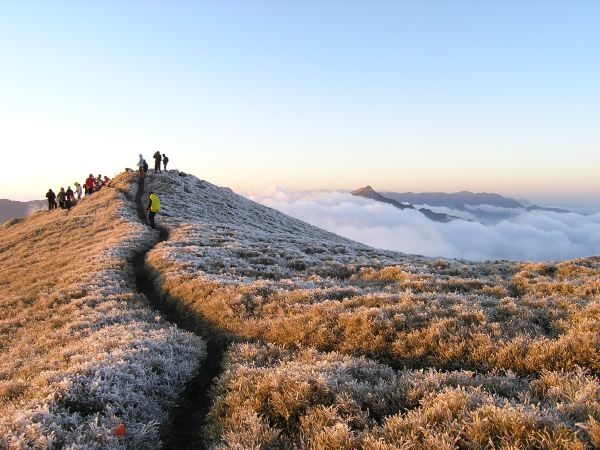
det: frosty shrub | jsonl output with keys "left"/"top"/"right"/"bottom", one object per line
{"left": 0, "top": 172, "right": 205, "bottom": 448}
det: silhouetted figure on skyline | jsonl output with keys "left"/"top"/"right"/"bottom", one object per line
{"left": 65, "top": 186, "right": 74, "bottom": 210}
{"left": 46, "top": 189, "right": 57, "bottom": 210}
{"left": 85, "top": 174, "right": 95, "bottom": 196}
{"left": 153, "top": 151, "right": 162, "bottom": 173}
{"left": 57, "top": 188, "right": 66, "bottom": 209}
{"left": 74, "top": 182, "right": 82, "bottom": 201}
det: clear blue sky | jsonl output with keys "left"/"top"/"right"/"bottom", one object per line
{"left": 1, "top": 1, "right": 598, "bottom": 205}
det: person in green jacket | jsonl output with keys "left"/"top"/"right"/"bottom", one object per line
{"left": 147, "top": 191, "right": 160, "bottom": 228}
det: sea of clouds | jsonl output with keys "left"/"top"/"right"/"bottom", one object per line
{"left": 249, "top": 189, "right": 600, "bottom": 262}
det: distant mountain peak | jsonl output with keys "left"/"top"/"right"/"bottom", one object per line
{"left": 351, "top": 186, "right": 461, "bottom": 223}
{"left": 351, "top": 186, "right": 375, "bottom": 196}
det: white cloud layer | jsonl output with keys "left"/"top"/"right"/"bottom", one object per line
{"left": 249, "top": 188, "right": 600, "bottom": 262}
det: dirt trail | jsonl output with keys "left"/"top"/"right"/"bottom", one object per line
{"left": 131, "top": 174, "right": 226, "bottom": 450}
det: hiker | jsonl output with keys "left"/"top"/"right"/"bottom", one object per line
{"left": 153, "top": 151, "right": 162, "bottom": 173}
{"left": 143, "top": 159, "right": 149, "bottom": 173}
{"left": 65, "top": 186, "right": 75, "bottom": 210}
{"left": 103, "top": 175, "right": 111, "bottom": 186}
{"left": 95, "top": 174, "right": 104, "bottom": 191}
{"left": 85, "top": 174, "right": 95, "bottom": 196}
{"left": 57, "top": 188, "right": 66, "bottom": 209}
{"left": 146, "top": 191, "right": 160, "bottom": 229}
{"left": 74, "top": 182, "right": 82, "bottom": 201}
{"left": 162, "top": 153, "right": 169, "bottom": 171}
{"left": 46, "top": 189, "right": 57, "bottom": 210}
{"left": 137, "top": 154, "right": 145, "bottom": 175}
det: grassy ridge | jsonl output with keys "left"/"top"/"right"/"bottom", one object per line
{"left": 0, "top": 173, "right": 205, "bottom": 448}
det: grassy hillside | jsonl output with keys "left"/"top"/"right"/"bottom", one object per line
{"left": 1, "top": 169, "right": 597, "bottom": 448}
{"left": 0, "top": 172, "right": 205, "bottom": 448}
{"left": 144, "top": 171, "right": 599, "bottom": 448}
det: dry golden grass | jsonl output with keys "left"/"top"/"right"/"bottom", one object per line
{"left": 140, "top": 172, "right": 600, "bottom": 448}
{"left": 0, "top": 176, "right": 134, "bottom": 406}
{"left": 206, "top": 343, "right": 599, "bottom": 449}
{"left": 148, "top": 261, "right": 599, "bottom": 376}
{"left": 0, "top": 173, "right": 204, "bottom": 448}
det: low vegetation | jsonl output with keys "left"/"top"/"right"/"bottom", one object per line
{"left": 0, "top": 173, "right": 205, "bottom": 448}
{"left": 207, "top": 343, "right": 599, "bottom": 449}
{"left": 144, "top": 172, "right": 599, "bottom": 448}
{"left": 3, "top": 170, "right": 597, "bottom": 447}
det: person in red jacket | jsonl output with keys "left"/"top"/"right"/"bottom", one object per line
{"left": 85, "top": 174, "right": 95, "bottom": 196}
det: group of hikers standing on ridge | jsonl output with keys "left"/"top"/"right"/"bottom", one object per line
{"left": 137, "top": 151, "right": 168, "bottom": 175}
{"left": 45, "top": 173, "right": 111, "bottom": 211}
{"left": 44, "top": 152, "right": 167, "bottom": 229}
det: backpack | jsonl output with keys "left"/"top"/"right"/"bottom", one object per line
{"left": 143, "top": 160, "right": 149, "bottom": 172}
{"left": 164, "top": 156, "right": 169, "bottom": 163}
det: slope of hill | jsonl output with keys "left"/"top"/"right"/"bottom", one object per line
{"left": 142, "top": 171, "right": 599, "bottom": 448}
{"left": 2, "top": 170, "right": 598, "bottom": 448}
{"left": 0, "top": 173, "right": 205, "bottom": 448}
{"left": 0, "top": 198, "right": 46, "bottom": 224}
{"left": 351, "top": 186, "right": 460, "bottom": 223}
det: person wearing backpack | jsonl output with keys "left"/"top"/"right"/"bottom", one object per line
{"left": 162, "top": 153, "right": 169, "bottom": 171}
{"left": 74, "top": 182, "right": 82, "bottom": 201}
{"left": 138, "top": 154, "right": 145, "bottom": 175}
{"left": 46, "top": 189, "right": 57, "bottom": 210}
{"left": 146, "top": 191, "right": 160, "bottom": 229}
{"left": 85, "top": 174, "right": 95, "bottom": 195}
{"left": 57, "top": 188, "right": 66, "bottom": 209}
{"left": 65, "top": 186, "right": 75, "bottom": 210}
{"left": 153, "top": 151, "right": 162, "bottom": 173}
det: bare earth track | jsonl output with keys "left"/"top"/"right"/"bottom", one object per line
{"left": 132, "top": 174, "right": 226, "bottom": 449}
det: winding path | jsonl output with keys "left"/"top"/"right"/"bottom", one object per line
{"left": 131, "top": 174, "right": 226, "bottom": 450}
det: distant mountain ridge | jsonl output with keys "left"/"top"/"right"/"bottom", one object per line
{"left": 351, "top": 186, "right": 462, "bottom": 223}
{"left": 351, "top": 187, "right": 571, "bottom": 225}
{"left": 380, "top": 191, "right": 569, "bottom": 214}
{"left": 0, "top": 199, "right": 46, "bottom": 224}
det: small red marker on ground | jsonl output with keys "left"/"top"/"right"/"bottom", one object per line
{"left": 115, "top": 423, "right": 125, "bottom": 437}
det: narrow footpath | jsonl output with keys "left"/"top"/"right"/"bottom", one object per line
{"left": 131, "top": 174, "right": 226, "bottom": 450}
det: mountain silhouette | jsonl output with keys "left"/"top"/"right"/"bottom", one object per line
{"left": 351, "top": 186, "right": 462, "bottom": 223}
{"left": 381, "top": 190, "right": 569, "bottom": 214}
{"left": 0, "top": 199, "right": 46, "bottom": 224}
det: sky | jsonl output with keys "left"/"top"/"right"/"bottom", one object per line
{"left": 0, "top": 1, "right": 599, "bottom": 205}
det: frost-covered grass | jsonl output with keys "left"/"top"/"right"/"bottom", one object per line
{"left": 207, "top": 343, "right": 599, "bottom": 449}
{"left": 0, "top": 172, "right": 205, "bottom": 449}
{"left": 141, "top": 171, "right": 599, "bottom": 447}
